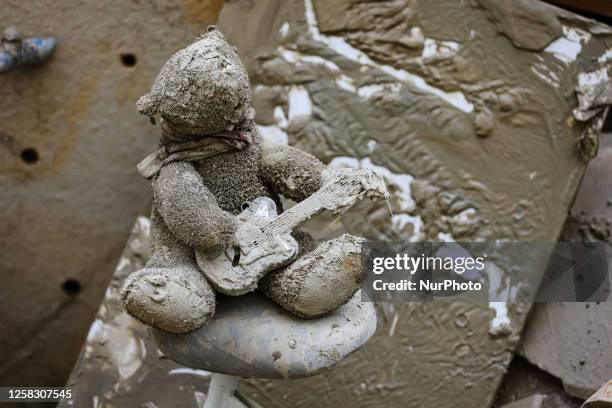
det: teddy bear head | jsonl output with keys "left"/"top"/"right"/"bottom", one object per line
{"left": 137, "top": 27, "right": 254, "bottom": 137}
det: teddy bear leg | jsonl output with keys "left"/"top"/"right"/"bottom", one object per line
{"left": 121, "top": 212, "right": 216, "bottom": 334}
{"left": 259, "top": 233, "right": 364, "bottom": 318}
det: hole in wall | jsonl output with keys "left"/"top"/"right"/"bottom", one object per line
{"left": 20, "top": 147, "right": 39, "bottom": 164}
{"left": 62, "top": 278, "right": 82, "bottom": 296}
{"left": 120, "top": 53, "right": 137, "bottom": 67}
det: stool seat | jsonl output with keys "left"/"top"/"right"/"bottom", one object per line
{"left": 151, "top": 290, "right": 376, "bottom": 379}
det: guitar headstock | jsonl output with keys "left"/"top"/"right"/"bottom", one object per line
{"left": 353, "top": 168, "right": 389, "bottom": 200}
{"left": 320, "top": 167, "right": 389, "bottom": 212}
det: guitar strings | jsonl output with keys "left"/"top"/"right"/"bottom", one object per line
{"left": 242, "top": 175, "right": 379, "bottom": 249}
{"left": 384, "top": 196, "right": 394, "bottom": 217}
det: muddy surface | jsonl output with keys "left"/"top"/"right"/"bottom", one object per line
{"left": 214, "top": 0, "right": 612, "bottom": 406}
{"left": 60, "top": 218, "right": 216, "bottom": 408}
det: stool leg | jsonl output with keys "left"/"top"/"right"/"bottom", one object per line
{"left": 204, "top": 373, "right": 242, "bottom": 408}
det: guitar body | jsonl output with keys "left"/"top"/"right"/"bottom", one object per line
{"left": 196, "top": 197, "right": 299, "bottom": 295}
{"left": 197, "top": 168, "right": 388, "bottom": 296}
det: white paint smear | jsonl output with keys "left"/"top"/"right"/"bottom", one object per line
{"left": 421, "top": 38, "right": 460, "bottom": 59}
{"left": 336, "top": 74, "right": 357, "bottom": 92}
{"left": 358, "top": 84, "right": 385, "bottom": 99}
{"left": 329, "top": 156, "right": 423, "bottom": 241}
{"left": 531, "top": 61, "right": 560, "bottom": 88}
{"left": 357, "top": 83, "right": 401, "bottom": 99}
{"left": 437, "top": 232, "right": 455, "bottom": 242}
{"left": 279, "top": 47, "right": 340, "bottom": 71}
{"left": 303, "top": 0, "right": 474, "bottom": 113}
{"left": 273, "top": 106, "right": 288, "bottom": 127}
{"left": 109, "top": 332, "right": 143, "bottom": 381}
{"left": 288, "top": 85, "right": 312, "bottom": 119}
{"left": 388, "top": 312, "right": 399, "bottom": 337}
{"left": 136, "top": 215, "right": 151, "bottom": 236}
{"left": 486, "top": 260, "right": 517, "bottom": 335}
{"left": 391, "top": 213, "right": 423, "bottom": 240}
{"left": 454, "top": 208, "right": 476, "bottom": 224}
{"left": 578, "top": 67, "right": 609, "bottom": 87}
{"left": 255, "top": 85, "right": 311, "bottom": 145}
{"left": 116, "top": 256, "right": 130, "bottom": 271}
{"left": 545, "top": 38, "right": 582, "bottom": 63}
{"left": 168, "top": 368, "right": 212, "bottom": 378}
{"left": 366, "top": 139, "right": 377, "bottom": 152}
{"left": 278, "top": 46, "right": 355, "bottom": 93}
{"left": 545, "top": 26, "right": 591, "bottom": 63}
{"left": 489, "top": 302, "right": 511, "bottom": 332}
{"left": 279, "top": 22, "right": 290, "bottom": 38}
{"left": 86, "top": 319, "right": 104, "bottom": 342}
{"left": 598, "top": 48, "right": 612, "bottom": 64}
{"left": 257, "top": 124, "right": 288, "bottom": 145}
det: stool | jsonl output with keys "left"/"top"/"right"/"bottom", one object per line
{"left": 151, "top": 290, "right": 377, "bottom": 407}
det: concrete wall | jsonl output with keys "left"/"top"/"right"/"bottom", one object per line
{"left": 0, "top": 0, "right": 222, "bottom": 388}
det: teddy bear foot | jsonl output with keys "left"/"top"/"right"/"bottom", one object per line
{"left": 121, "top": 266, "right": 216, "bottom": 334}
{"left": 260, "top": 234, "right": 364, "bottom": 319}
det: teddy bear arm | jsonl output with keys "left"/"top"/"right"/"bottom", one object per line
{"left": 260, "top": 140, "right": 328, "bottom": 202}
{"left": 153, "top": 161, "right": 237, "bottom": 255}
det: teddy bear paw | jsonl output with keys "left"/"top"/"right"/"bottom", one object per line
{"left": 121, "top": 267, "right": 215, "bottom": 334}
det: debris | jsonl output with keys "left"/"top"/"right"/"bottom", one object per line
{"left": 520, "top": 302, "right": 612, "bottom": 399}
{"left": 494, "top": 356, "right": 583, "bottom": 408}
{"left": 582, "top": 380, "right": 612, "bottom": 408}
{"left": 0, "top": 27, "right": 56, "bottom": 73}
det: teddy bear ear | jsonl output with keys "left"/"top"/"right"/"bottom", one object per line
{"left": 136, "top": 92, "right": 160, "bottom": 117}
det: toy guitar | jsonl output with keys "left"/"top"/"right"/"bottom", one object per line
{"left": 196, "top": 168, "right": 388, "bottom": 295}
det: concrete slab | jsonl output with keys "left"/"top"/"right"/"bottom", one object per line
{"left": 215, "top": 0, "right": 612, "bottom": 406}
{"left": 520, "top": 134, "right": 612, "bottom": 399}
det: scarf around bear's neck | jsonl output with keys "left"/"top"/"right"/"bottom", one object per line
{"left": 137, "top": 130, "right": 252, "bottom": 179}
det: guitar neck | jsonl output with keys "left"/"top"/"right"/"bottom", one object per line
{"left": 241, "top": 169, "right": 387, "bottom": 251}
{"left": 243, "top": 189, "right": 335, "bottom": 250}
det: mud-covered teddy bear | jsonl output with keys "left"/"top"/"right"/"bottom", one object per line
{"left": 121, "top": 27, "right": 384, "bottom": 334}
